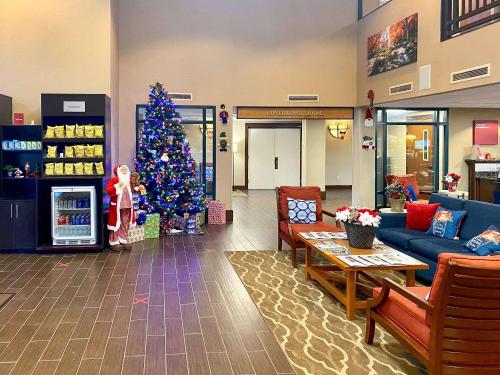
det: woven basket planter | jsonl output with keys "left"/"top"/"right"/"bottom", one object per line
{"left": 344, "top": 222, "right": 377, "bottom": 249}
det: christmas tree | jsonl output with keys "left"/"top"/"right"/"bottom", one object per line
{"left": 135, "top": 82, "right": 207, "bottom": 232}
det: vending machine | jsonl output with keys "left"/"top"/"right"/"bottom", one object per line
{"left": 51, "top": 186, "right": 97, "bottom": 245}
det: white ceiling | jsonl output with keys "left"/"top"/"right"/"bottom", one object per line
{"left": 378, "top": 83, "right": 500, "bottom": 108}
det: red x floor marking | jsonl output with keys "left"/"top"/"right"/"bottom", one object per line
{"left": 133, "top": 296, "right": 148, "bottom": 305}
{"left": 57, "top": 262, "right": 69, "bottom": 268}
{"left": 207, "top": 248, "right": 216, "bottom": 253}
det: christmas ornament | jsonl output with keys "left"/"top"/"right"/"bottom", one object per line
{"left": 24, "top": 161, "right": 30, "bottom": 176}
{"left": 219, "top": 131, "right": 228, "bottom": 152}
{"left": 362, "top": 136, "right": 375, "bottom": 150}
{"left": 219, "top": 104, "right": 229, "bottom": 125}
{"left": 365, "top": 90, "right": 375, "bottom": 128}
{"left": 14, "top": 168, "right": 23, "bottom": 178}
{"left": 160, "top": 152, "right": 169, "bottom": 162}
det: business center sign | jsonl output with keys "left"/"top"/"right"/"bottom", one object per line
{"left": 237, "top": 107, "right": 353, "bottom": 120}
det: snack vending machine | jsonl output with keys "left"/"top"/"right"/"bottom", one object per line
{"left": 51, "top": 186, "right": 97, "bottom": 245}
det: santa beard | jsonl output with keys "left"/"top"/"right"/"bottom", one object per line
{"left": 118, "top": 168, "right": 130, "bottom": 188}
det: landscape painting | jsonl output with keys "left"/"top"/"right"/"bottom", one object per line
{"left": 368, "top": 13, "right": 418, "bottom": 76}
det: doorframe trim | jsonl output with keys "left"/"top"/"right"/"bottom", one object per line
{"left": 244, "top": 122, "right": 302, "bottom": 190}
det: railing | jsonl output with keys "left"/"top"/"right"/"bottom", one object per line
{"left": 442, "top": 0, "right": 500, "bottom": 40}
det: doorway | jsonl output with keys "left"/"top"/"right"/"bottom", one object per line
{"left": 245, "top": 123, "right": 301, "bottom": 189}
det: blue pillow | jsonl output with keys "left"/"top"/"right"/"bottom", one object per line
{"left": 427, "top": 207, "right": 466, "bottom": 240}
{"left": 406, "top": 185, "right": 418, "bottom": 202}
{"left": 287, "top": 198, "right": 316, "bottom": 224}
{"left": 466, "top": 225, "right": 500, "bottom": 256}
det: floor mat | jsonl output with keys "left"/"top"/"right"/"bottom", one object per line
{"left": 226, "top": 250, "right": 426, "bottom": 375}
{"left": 0, "top": 293, "right": 15, "bottom": 310}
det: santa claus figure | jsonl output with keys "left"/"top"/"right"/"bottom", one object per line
{"left": 107, "top": 165, "right": 136, "bottom": 247}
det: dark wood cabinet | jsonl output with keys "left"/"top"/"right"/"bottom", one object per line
{"left": 465, "top": 159, "right": 500, "bottom": 203}
{"left": 0, "top": 199, "right": 36, "bottom": 250}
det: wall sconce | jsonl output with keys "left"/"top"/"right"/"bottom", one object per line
{"left": 328, "top": 121, "right": 350, "bottom": 140}
{"left": 199, "top": 124, "right": 214, "bottom": 138}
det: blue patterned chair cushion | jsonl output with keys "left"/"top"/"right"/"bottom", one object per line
{"left": 287, "top": 198, "right": 317, "bottom": 224}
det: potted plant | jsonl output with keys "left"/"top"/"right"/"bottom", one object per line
{"left": 384, "top": 180, "right": 408, "bottom": 212}
{"left": 3, "top": 165, "right": 16, "bottom": 177}
{"left": 443, "top": 173, "right": 461, "bottom": 192}
{"left": 335, "top": 207, "right": 381, "bottom": 249}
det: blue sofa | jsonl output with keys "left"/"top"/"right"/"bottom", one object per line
{"left": 377, "top": 194, "right": 500, "bottom": 284}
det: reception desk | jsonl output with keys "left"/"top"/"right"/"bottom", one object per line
{"left": 465, "top": 160, "right": 500, "bottom": 204}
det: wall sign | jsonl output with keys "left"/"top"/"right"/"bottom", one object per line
{"left": 473, "top": 120, "right": 498, "bottom": 145}
{"left": 63, "top": 101, "right": 86, "bottom": 113}
{"left": 237, "top": 107, "right": 353, "bottom": 120}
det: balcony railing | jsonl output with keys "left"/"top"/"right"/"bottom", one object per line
{"left": 442, "top": 0, "right": 500, "bottom": 40}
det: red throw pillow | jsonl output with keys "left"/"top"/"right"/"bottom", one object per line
{"left": 405, "top": 203, "right": 441, "bottom": 231}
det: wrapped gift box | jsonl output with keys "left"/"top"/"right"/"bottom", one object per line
{"left": 208, "top": 201, "right": 226, "bottom": 225}
{"left": 144, "top": 213, "right": 160, "bottom": 238}
{"left": 128, "top": 225, "right": 144, "bottom": 243}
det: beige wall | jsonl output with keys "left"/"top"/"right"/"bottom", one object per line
{"left": 325, "top": 121, "right": 353, "bottom": 186}
{"left": 356, "top": 0, "right": 500, "bottom": 106}
{"left": 303, "top": 120, "right": 326, "bottom": 190}
{"left": 0, "top": 0, "right": 113, "bottom": 123}
{"left": 117, "top": 0, "right": 358, "bottom": 209}
{"left": 448, "top": 108, "right": 500, "bottom": 192}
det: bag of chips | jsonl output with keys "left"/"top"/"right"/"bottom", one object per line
{"left": 95, "top": 162, "right": 104, "bottom": 175}
{"left": 74, "top": 162, "right": 84, "bottom": 175}
{"left": 76, "top": 124, "right": 85, "bottom": 138}
{"left": 94, "top": 144, "right": 104, "bottom": 157}
{"left": 47, "top": 145, "right": 57, "bottom": 158}
{"left": 94, "top": 125, "right": 104, "bottom": 138}
{"left": 55, "top": 126, "right": 65, "bottom": 138}
{"left": 84, "top": 162, "right": 94, "bottom": 175}
{"left": 45, "top": 126, "right": 56, "bottom": 138}
{"left": 65, "top": 125, "right": 75, "bottom": 138}
{"left": 64, "top": 163, "right": 74, "bottom": 175}
{"left": 64, "top": 145, "right": 74, "bottom": 158}
{"left": 55, "top": 163, "right": 64, "bottom": 175}
{"left": 84, "top": 125, "right": 95, "bottom": 138}
{"left": 84, "top": 145, "right": 95, "bottom": 158}
{"left": 45, "top": 163, "right": 55, "bottom": 175}
{"left": 74, "top": 145, "right": 85, "bottom": 158}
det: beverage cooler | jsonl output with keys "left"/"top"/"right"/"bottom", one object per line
{"left": 51, "top": 186, "right": 97, "bottom": 245}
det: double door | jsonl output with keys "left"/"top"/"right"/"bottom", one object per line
{"left": 248, "top": 127, "right": 301, "bottom": 189}
{"left": 0, "top": 200, "right": 36, "bottom": 249}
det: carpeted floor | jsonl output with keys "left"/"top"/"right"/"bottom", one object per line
{"left": 226, "top": 250, "right": 426, "bottom": 375}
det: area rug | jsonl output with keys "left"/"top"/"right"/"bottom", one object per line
{"left": 226, "top": 250, "right": 426, "bottom": 375}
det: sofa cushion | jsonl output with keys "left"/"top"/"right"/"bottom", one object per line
{"left": 279, "top": 186, "right": 322, "bottom": 222}
{"left": 373, "top": 286, "right": 430, "bottom": 349}
{"left": 409, "top": 237, "right": 473, "bottom": 263}
{"left": 459, "top": 200, "right": 500, "bottom": 241}
{"left": 378, "top": 228, "right": 432, "bottom": 250}
{"left": 429, "top": 194, "right": 465, "bottom": 211}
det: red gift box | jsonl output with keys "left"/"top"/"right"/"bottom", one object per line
{"left": 208, "top": 200, "right": 226, "bottom": 225}
{"left": 13, "top": 113, "right": 24, "bottom": 125}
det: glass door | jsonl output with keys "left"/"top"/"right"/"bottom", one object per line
{"left": 375, "top": 109, "right": 448, "bottom": 207}
{"left": 136, "top": 104, "right": 216, "bottom": 200}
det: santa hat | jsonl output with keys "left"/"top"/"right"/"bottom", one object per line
{"left": 113, "top": 165, "right": 130, "bottom": 176}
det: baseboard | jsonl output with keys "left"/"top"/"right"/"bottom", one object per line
{"left": 226, "top": 210, "right": 233, "bottom": 222}
{"left": 326, "top": 185, "right": 352, "bottom": 189}
{"left": 232, "top": 185, "right": 246, "bottom": 191}
{"left": 321, "top": 191, "right": 327, "bottom": 200}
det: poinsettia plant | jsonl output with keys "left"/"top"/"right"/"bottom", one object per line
{"left": 384, "top": 180, "right": 409, "bottom": 200}
{"left": 443, "top": 172, "right": 461, "bottom": 184}
{"left": 335, "top": 206, "right": 381, "bottom": 227}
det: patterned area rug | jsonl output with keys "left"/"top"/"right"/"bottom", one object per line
{"left": 226, "top": 250, "right": 426, "bottom": 375}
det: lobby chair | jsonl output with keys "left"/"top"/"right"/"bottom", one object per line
{"left": 365, "top": 253, "right": 500, "bottom": 375}
{"left": 276, "top": 186, "right": 340, "bottom": 268}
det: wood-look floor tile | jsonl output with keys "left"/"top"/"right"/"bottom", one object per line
{"left": 178, "top": 282, "right": 194, "bottom": 304}
{"left": 135, "top": 275, "right": 151, "bottom": 295}
{"left": 0, "top": 323, "right": 39, "bottom": 362}
{"left": 0, "top": 362, "right": 14, "bottom": 374}
{"left": 147, "top": 305, "right": 165, "bottom": 335}
{"left": 194, "top": 291, "right": 215, "bottom": 318}
{"left": 248, "top": 350, "right": 278, "bottom": 375}
{"left": 131, "top": 300, "right": 148, "bottom": 320}
{"left": 257, "top": 331, "right": 294, "bottom": 373}
{"left": 106, "top": 275, "right": 124, "bottom": 296}
{"left": 122, "top": 355, "right": 144, "bottom": 375}
{"left": 85, "top": 285, "right": 106, "bottom": 308}
{"left": 9, "top": 339, "right": 48, "bottom": 375}
{"left": 236, "top": 320, "right": 264, "bottom": 351}
{"left": 165, "top": 318, "right": 184, "bottom": 354}
{"left": 110, "top": 305, "right": 132, "bottom": 337}
{"left": 144, "top": 335, "right": 165, "bottom": 375}
{"left": 54, "top": 338, "right": 87, "bottom": 375}
{"left": 126, "top": 319, "right": 146, "bottom": 356}
{"left": 75, "top": 277, "right": 97, "bottom": 298}
{"left": 77, "top": 358, "right": 101, "bottom": 375}
{"left": 84, "top": 321, "right": 111, "bottom": 359}
{"left": 148, "top": 284, "right": 164, "bottom": 305}
{"left": 0, "top": 310, "right": 31, "bottom": 342}
{"left": 212, "top": 303, "right": 235, "bottom": 333}
{"left": 163, "top": 274, "right": 178, "bottom": 293}
{"left": 164, "top": 292, "right": 181, "bottom": 318}
{"left": 96, "top": 295, "right": 118, "bottom": 322}
{"left": 222, "top": 332, "right": 255, "bottom": 375}
{"left": 166, "top": 353, "right": 188, "bottom": 374}
{"left": 117, "top": 283, "right": 136, "bottom": 307}
{"left": 200, "top": 317, "right": 225, "bottom": 352}
{"left": 100, "top": 336, "right": 126, "bottom": 375}
{"left": 19, "top": 287, "right": 48, "bottom": 310}
{"left": 32, "top": 360, "right": 58, "bottom": 375}
{"left": 42, "top": 322, "right": 76, "bottom": 360}
{"left": 68, "top": 269, "right": 89, "bottom": 287}
{"left": 62, "top": 296, "right": 87, "bottom": 323}
{"left": 207, "top": 352, "right": 234, "bottom": 375}
{"left": 181, "top": 303, "right": 201, "bottom": 334}
{"left": 184, "top": 333, "right": 210, "bottom": 375}
{"left": 72, "top": 307, "right": 99, "bottom": 339}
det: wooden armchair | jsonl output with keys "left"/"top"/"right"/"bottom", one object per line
{"left": 276, "top": 186, "right": 340, "bottom": 268}
{"left": 386, "top": 174, "right": 430, "bottom": 202}
{"left": 365, "top": 253, "right": 500, "bottom": 374}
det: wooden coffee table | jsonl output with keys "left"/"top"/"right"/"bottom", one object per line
{"left": 299, "top": 235, "right": 429, "bottom": 320}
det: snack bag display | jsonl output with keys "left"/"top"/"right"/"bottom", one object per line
{"left": 94, "top": 125, "right": 104, "bottom": 138}
{"left": 64, "top": 145, "right": 74, "bottom": 158}
{"left": 74, "top": 162, "right": 84, "bottom": 175}
{"left": 84, "top": 125, "right": 95, "bottom": 138}
{"left": 95, "top": 162, "right": 104, "bottom": 175}
{"left": 45, "top": 163, "right": 55, "bottom": 175}
{"left": 76, "top": 125, "right": 85, "bottom": 138}
{"left": 55, "top": 126, "right": 65, "bottom": 138}
{"left": 65, "top": 125, "right": 75, "bottom": 138}
{"left": 64, "top": 163, "right": 74, "bottom": 175}
{"left": 47, "top": 145, "right": 57, "bottom": 158}
{"left": 94, "top": 144, "right": 104, "bottom": 157}
{"left": 84, "top": 145, "right": 95, "bottom": 158}
{"left": 45, "top": 126, "right": 56, "bottom": 138}
{"left": 54, "top": 163, "right": 64, "bottom": 175}
{"left": 74, "top": 145, "right": 85, "bottom": 158}
{"left": 84, "top": 162, "right": 94, "bottom": 175}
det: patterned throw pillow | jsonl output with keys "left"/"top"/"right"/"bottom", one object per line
{"left": 465, "top": 225, "right": 500, "bottom": 256}
{"left": 287, "top": 198, "right": 317, "bottom": 224}
{"left": 426, "top": 207, "right": 466, "bottom": 240}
